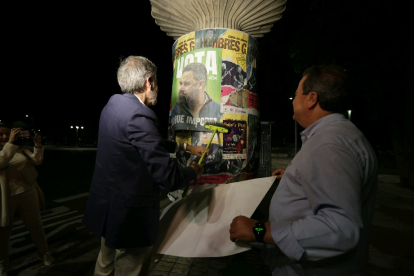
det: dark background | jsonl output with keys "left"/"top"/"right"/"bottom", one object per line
{"left": 2, "top": 0, "right": 410, "bottom": 151}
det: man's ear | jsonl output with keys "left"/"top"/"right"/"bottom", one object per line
{"left": 144, "top": 77, "right": 151, "bottom": 90}
{"left": 146, "top": 76, "right": 155, "bottom": 90}
{"left": 198, "top": 79, "right": 206, "bottom": 90}
{"left": 307, "top": 92, "right": 318, "bottom": 108}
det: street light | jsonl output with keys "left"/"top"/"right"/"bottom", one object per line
{"left": 71, "top": 126, "right": 84, "bottom": 148}
{"left": 347, "top": 110, "right": 352, "bottom": 121}
{"left": 25, "top": 114, "right": 34, "bottom": 128}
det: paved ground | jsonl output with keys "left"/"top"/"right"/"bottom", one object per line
{"left": 6, "top": 157, "right": 414, "bottom": 275}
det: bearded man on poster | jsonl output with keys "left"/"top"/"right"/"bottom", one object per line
{"left": 170, "top": 62, "right": 221, "bottom": 129}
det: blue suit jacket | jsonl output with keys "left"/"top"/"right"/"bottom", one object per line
{"left": 82, "top": 93, "right": 197, "bottom": 248}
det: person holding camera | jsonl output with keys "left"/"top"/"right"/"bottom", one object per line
{"left": 0, "top": 123, "right": 54, "bottom": 276}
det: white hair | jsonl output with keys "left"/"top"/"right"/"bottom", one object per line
{"left": 117, "top": 56, "right": 157, "bottom": 94}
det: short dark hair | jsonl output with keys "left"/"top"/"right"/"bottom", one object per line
{"left": 302, "top": 64, "right": 349, "bottom": 113}
{"left": 183, "top": 62, "right": 207, "bottom": 87}
{"left": 0, "top": 122, "right": 10, "bottom": 129}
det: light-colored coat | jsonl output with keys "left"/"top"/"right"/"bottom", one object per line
{"left": 0, "top": 144, "right": 43, "bottom": 227}
{"left": 0, "top": 143, "right": 19, "bottom": 227}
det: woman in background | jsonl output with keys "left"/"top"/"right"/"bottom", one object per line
{"left": 0, "top": 123, "right": 54, "bottom": 276}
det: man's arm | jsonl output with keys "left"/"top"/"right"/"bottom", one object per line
{"left": 184, "top": 144, "right": 209, "bottom": 157}
{"left": 230, "top": 216, "right": 274, "bottom": 244}
{"left": 276, "top": 145, "right": 363, "bottom": 261}
{"left": 230, "top": 144, "right": 364, "bottom": 262}
{"left": 161, "top": 139, "right": 209, "bottom": 157}
{"left": 271, "top": 168, "right": 285, "bottom": 179}
{"left": 128, "top": 115, "right": 199, "bottom": 191}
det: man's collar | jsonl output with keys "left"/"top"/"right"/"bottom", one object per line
{"left": 133, "top": 93, "right": 145, "bottom": 105}
{"left": 300, "top": 113, "right": 346, "bottom": 142}
{"left": 203, "top": 91, "right": 209, "bottom": 104}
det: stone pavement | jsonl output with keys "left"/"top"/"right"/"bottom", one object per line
{"left": 6, "top": 157, "right": 414, "bottom": 275}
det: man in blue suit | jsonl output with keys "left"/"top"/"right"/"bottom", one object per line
{"left": 83, "top": 56, "right": 207, "bottom": 276}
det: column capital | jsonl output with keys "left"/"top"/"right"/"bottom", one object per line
{"left": 150, "top": 0, "right": 287, "bottom": 40}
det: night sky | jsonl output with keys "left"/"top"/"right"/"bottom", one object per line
{"left": 5, "top": 2, "right": 176, "bottom": 139}
{"left": 4, "top": 1, "right": 407, "bottom": 149}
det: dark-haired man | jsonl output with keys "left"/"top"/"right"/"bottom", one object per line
{"left": 230, "top": 64, "right": 377, "bottom": 275}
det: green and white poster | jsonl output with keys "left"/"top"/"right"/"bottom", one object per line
{"left": 169, "top": 48, "right": 222, "bottom": 132}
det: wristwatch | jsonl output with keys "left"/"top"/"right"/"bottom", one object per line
{"left": 252, "top": 221, "right": 266, "bottom": 242}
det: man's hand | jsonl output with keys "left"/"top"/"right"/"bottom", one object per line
{"left": 189, "top": 161, "right": 204, "bottom": 179}
{"left": 229, "top": 215, "right": 257, "bottom": 242}
{"left": 271, "top": 168, "right": 286, "bottom": 179}
{"left": 187, "top": 144, "right": 209, "bottom": 157}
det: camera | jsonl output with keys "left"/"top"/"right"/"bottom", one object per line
{"left": 20, "top": 130, "right": 31, "bottom": 138}
{"left": 14, "top": 129, "right": 34, "bottom": 146}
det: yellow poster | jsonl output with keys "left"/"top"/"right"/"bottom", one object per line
{"left": 173, "top": 32, "right": 195, "bottom": 70}
{"left": 215, "top": 29, "right": 249, "bottom": 72}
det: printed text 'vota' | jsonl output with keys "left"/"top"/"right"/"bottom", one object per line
{"left": 175, "top": 51, "right": 218, "bottom": 79}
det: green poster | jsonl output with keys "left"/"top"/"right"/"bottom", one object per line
{"left": 169, "top": 48, "right": 222, "bottom": 131}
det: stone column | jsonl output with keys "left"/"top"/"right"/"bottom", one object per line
{"left": 150, "top": 0, "right": 286, "bottom": 190}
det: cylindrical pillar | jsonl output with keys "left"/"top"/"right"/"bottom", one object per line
{"left": 150, "top": 0, "right": 287, "bottom": 191}
{"left": 168, "top": 28, "right": 260, "bottom": 187}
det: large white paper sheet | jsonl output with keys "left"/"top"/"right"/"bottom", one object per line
{"left": 154, "top": 176, "right": 276, "bottom": 257}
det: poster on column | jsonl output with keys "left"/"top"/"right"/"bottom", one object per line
{"left": 221, "top": 88, "right": 259, "bottom": 116}
{"left": 215, "top": 30, "right": 259, "bottom": 180}
{"left": 167, "top": 29, "right": 261, "bottom": 191}
{"left": 196, "top": 113, "right": 247, "bottom": 182}
{"left": 194, "top": 28, "right": 227, "bottom": 49}
{"left": 218, "top": 29, "right": 249, "bottom": 89}
{"left": 245, "top": 35, "right": 259, "bottom": 93}
{"left": 169, "top": 48, "right": 223, "bottom": 132}
{"left": 192, "top": 131, "right": 234, "bottom": 186}
{"left": 219, "top": 29, "right": 259, "bottom": 101}
{"left": 172, "top": 32, "right": 195, "bottom": 65}
{"left": 171, "top": 129, "right": 235, "bottom": 186}
{"left": 222, "top": 114, "right": 248, "bottom": 160}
